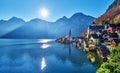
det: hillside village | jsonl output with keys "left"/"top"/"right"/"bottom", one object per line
{"left": 56, "top": 22, "right": 120, "bottom": 61}
{"left": 84, "top": 23, "right": 120, "bottom": 59}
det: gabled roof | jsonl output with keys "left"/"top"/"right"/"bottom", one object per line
{"left": 104, "top": 38, "right": 109, "bottom": 41}
{"left": 91, "top": 34, "right": 102, "bottom": 39}
{"left": 99, "top": 45, "right": 110, "bottom": 53}
{"left": 76, "top": 37, "right": 84, "bottom": 39}
{"left": 116, "top": 23, "right": 120, "bottom": 25}
{"left": 89, "top": 25, "right": 104, "bottom": 30}
{"left": 113, "top": 39, "right": 120, "bottom": 45}
{"left": 101, "top": 49, "right": 110, "bottom": 53}
{"left": 108, "top": 24, "right": 117, "bottom": 28}
{"left": 116, "top": 24, "right": 120, "bottom": 30}
{"left": 102, "top": 30, "right": 108, "bottom": 35}
{"left": 116, "top": 24, "right": 120, "bottom": 27}
{"left": 109, "top": 33, "right": 119, "bottom": 38}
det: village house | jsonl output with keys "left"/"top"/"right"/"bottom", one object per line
{"left": 105, "top": 24, "right": 120, "bottom": 33}
{"left": 96, "top": 44, "right": 110, "bottom": 60}
{"left": 89, "top": 34, "right": 102, "bottom": 45}
{"left": 89, "top": 25, "right": 104, "bottom": 35}
{"left": 111, "top": 39, "right": 120, "bottom": 48}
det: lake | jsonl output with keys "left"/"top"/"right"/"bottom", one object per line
{"left": 0, "top": 39, "right": 98, "bottom": 73}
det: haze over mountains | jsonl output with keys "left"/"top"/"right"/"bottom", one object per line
{"left": 0, "top": 13, "right": 95, "bottom": 39}
{"left": 0, "top": 17, "right": 25, "bottom": 36}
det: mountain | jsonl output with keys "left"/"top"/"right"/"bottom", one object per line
{"left": 1, "top": 12, "right": 95, "bottom": 39}
{"left": 94, "top": 0, "right": 120, "bottom": 25}
{"left": 0, "top": 17, "right": 25, "bottom": 37}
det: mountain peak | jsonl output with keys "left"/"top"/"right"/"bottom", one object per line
{"left": 29, "top": 18, "right": 50, "bottom": 23}
{"left": 62, "top": 16, "right": 68, "bottom": 19}
{"left": 30, "top": 18, "right": 41, "bottom": 22}
{"left": 0, "top": 19, "right": 5, "bottom": 22}
{"left": 9, "top": 17, "right": 25, "bottom": 22}
{"left": 70, "top": 12, "right": 94, "bottom": 20}
{"left": 9, "top": 17, "right": 20, "bottom": 20}
{"left": 72, "top": 12, "right": 84, "bottom": 16}
{"left": 56, "top": 16, "right": 68, "bottom": 22}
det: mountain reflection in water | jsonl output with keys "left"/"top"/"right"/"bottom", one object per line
{"left": 0, "top": 39, "right": 98, "bottom": 73}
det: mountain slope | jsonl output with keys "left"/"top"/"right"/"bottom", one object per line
{"left": 0, "top": 17, "right": 25, "bottom": 37}
{"left": 1, "top": 12, "right": 95, "bottom": 39}
{"left": 94, "top": 0, "right": 120, "bottom": 25}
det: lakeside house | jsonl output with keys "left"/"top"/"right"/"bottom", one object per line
{"left": 96, "top": 44, "right": 110, "bottom": 60}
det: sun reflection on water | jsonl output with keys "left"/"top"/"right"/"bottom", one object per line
{"left": 41, "top": 44, "right": 51, "bottom": 49}
{"left": 37, "top": 39, "right": 53, "bottom": 43}
{"left": 41, "top": 57, "right": 46, "bottom": 70}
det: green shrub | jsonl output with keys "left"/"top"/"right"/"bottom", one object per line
{"left": 97, "top": 45, "right": 120, "bottom": 73}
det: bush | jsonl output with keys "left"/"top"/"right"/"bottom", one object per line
{"left": 97, "top": 44, "right": 120, "bottom": 73}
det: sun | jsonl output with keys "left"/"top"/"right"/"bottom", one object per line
{"left": 40, "top": 8, "right": 49, "bottom": 18}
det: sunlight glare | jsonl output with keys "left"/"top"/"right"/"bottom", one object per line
{"left": 41, "top": 57, "right": 46, "bottom": 70}
{"left": 40, "top": 8, "right": 49, "bottom": 18}
{"left": 37, "top": 39, "right": 53, "bottom": 43}
{"left": 41, "top": 44, "right": 51, "bottom": 49}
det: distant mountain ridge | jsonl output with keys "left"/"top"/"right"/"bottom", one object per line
{"left": 0, "top": 17, "right": 25, "bottom": 37}
{"left": 0, "top": 12, "right": 95, "bottom": 39}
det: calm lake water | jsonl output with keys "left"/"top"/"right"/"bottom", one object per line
{"left": 0, "top": 39, "right": 98, "bottom": 73}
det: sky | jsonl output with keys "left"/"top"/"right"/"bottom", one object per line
{"left": 0, "top": 0, "right": 114, "bottom": 22}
